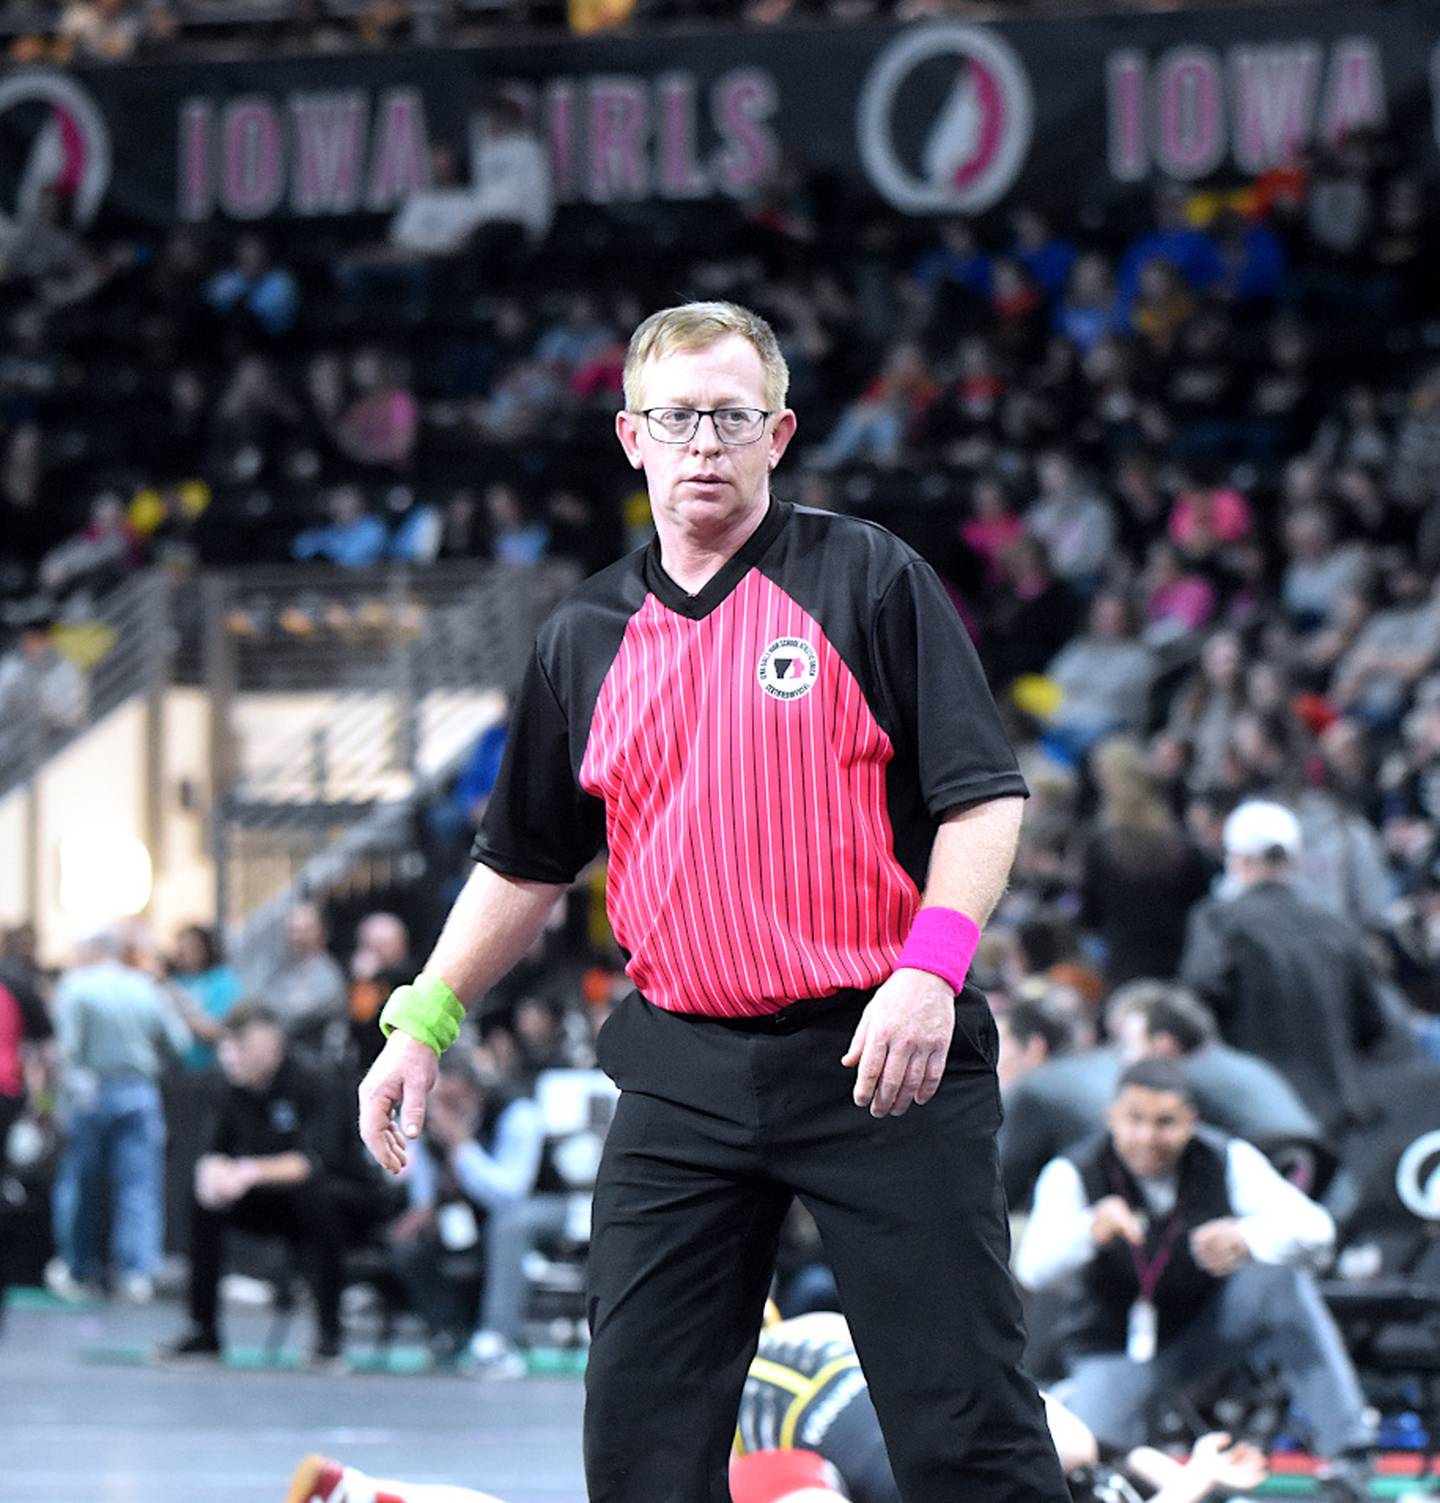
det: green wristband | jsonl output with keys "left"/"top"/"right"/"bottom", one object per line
{"left": 379, "top": 973, "right": 466, "bottom": 1056}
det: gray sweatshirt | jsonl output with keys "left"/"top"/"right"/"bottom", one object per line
{"left": 56, "top": 961, "right": 190, "bottom": 1081}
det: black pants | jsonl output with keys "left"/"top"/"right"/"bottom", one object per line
{"left": 0, "top": 1092, "right": 21, "bottom": 1329}
{"left": 583, "top": 990, "right": 1067, "bottom": 1503}
{"left": 188, "top": 1178, "right": 385, "bottom": 1344}
{"left": 390, "top": 1225, "right": 476, "bottom": 1344}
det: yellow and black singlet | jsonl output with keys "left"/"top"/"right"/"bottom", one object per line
{"left": 736, "top": 1312, "right": 869, "bottom": 1459}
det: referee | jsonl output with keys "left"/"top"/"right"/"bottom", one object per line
{"left": 359, "top": 301, "right": 1067, "bottom": 1503}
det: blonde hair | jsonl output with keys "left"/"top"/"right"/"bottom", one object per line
{"left": 622, "top": 301, "right": 790, "bottom": 413}
{"left": 1091, "top": 736, "right": 1176, "bottom": 837}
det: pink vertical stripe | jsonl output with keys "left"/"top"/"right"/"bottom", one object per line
{"left": 579, "top": 575, "right": 919, "bottom": 1017}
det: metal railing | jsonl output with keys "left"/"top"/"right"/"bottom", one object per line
{"left": 0, "top": 560, "right": 573, "bottom": 956}
{"left": 0, "top": 571, "right": 173, "bottom": 803}
{"left": 206, "top": 559, "right": 579, "bottom": 969}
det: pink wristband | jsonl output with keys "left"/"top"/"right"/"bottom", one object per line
{"left": 895, "top": 907, "right": 982, "bottom": 994}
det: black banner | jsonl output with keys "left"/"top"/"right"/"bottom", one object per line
{"left": 1, "top": 1, "right": 1438, "bottom": 230}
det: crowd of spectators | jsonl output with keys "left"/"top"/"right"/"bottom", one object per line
{"left": 3, "top": 73, "right": 1440, "bottom": 1471}
{"left": 1, "top": 0, "right": 1041, "bottom": 60}
{"left": 13, "top": 127, "right": 1437, "bottom": 945}
{"left": 0, "top": 902, "right": 617, "bottom": 1374}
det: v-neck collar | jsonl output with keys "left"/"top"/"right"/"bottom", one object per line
{"left": 643, "top": 499, "right": 789, "bottom": 620}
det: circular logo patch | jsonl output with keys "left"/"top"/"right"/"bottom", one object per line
{"left": 0, "top": 70, "right": 112, "bottom": 227}
{"left": 858, "top": 23, "right": 1034, "bottom": 214}
{"left": 757, "top": 637, "right": 819, "bottom": 701}
{"left": 1396, "top": 1129, "right": 1440, "bottom": 1221}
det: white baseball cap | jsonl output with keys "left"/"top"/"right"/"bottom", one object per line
{"left": 1222, "top": 800, "right": 1302, "bottom": 859}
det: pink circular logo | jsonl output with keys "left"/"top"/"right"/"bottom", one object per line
{"left": 0, "top": 70, "right": 111, "bottom": 226}
{"left": 859, "top": 25, "right": 1034, "bottom": 214}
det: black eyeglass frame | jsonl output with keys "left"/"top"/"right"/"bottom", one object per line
{"left": 635, "top": 406, "right": 774, "bottom": 445}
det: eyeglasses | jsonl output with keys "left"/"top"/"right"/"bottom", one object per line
{"left": 638, "top": 407, "right": 772, "bottom": 446}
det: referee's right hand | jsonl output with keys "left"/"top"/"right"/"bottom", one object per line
{"left": 358, "top": 1030, "right": 439, "bottom": 1173}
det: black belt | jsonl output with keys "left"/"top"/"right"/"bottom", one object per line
{"left": 657, "top": 988, "right": 875, "bottom": 1035}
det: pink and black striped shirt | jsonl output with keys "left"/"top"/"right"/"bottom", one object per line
{"left": 473, "top": 502, "right": 1026, "bottom": 1018}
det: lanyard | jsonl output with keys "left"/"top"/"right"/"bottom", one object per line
{"left": 1107, "top": 1161, "right": 1186, "bottom": 1300}
{"left": 1127, "top": 1212, "right": 1187, "bottom": 1300}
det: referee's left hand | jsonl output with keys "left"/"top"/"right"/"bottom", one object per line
{"left": 843, "top": 970, "right": 956, "bottom": 1117}
{"left": 359, "top": 1029, "right": 439, "bottom": 1173}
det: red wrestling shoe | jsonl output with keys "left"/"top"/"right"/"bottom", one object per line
{"left": 285, "top": 1456, "right": 408, "bottom": 1503}
{"left": 730, "top": 1447, "right": 851, "bottom": 1502}
{"left": 286, "top": 1455, "right": 348, "bottom": 1503}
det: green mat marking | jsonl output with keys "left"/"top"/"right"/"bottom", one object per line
{"left": 73, "top": 1342, "right": 587, "bottom": 1376}
{"left": 5, "top": 1285, "right": 104, "bottom": 1313}
{"left": 75, "top": 1344, "right": 153, "bottom": 1366}
{"left": 1256, "top": 1472, "right": 1439, "bottom": 1499}
{"left": 526, "top": 1347, "right": 587, "bottom": 1377}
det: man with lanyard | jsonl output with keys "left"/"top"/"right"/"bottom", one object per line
{"left": 1016, "top": 1058, "right": 1374, "bottom": 1503}
{"left": 358, "top": 301, "right": 1067, "bottom": 1502}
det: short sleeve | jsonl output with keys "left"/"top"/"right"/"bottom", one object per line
{"left": 471, "top": 646, "right": 606, "bottom": 885}
{"left": 871, "top": 561, "right": 1028, "bottom": 816}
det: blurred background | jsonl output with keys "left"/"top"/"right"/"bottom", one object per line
{"left": 2, "top": 0, "right": 1440, "bottom": 1498}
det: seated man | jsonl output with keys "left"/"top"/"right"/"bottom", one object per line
{"left": 387, "top": 1046, "right": 555, "bottom": 1374}
{"left": 1015, "top": 1058, "right": 1373, "bottom": 1502}
{"left": 1000, "top": 983, "right": 1326, "bottom": 1209}
{"left": 163, "top": 1003, "right": 395, "bottom": 1366}
{"left": 1109, "top": 982, "right": 1338, "bottom": 1198}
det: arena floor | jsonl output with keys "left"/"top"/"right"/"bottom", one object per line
{"left": 4, "top": 1293, "right": 587, "bottom": 1503}
{"left": 8, "top": 1290, "right": 1438, "bottom": 1502}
